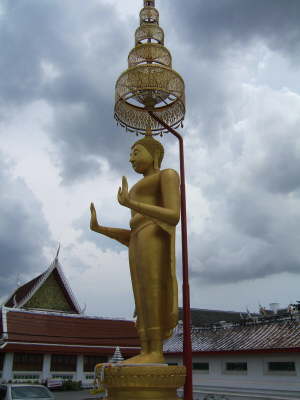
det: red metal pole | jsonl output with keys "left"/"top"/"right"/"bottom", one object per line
{"left": 148, "top": 111, "right": 193, "bottom": 400}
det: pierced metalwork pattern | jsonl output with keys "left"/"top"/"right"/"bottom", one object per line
{"left": 115, "top": 98, "right": 185, "bottom": 134}
{"left": 140, "top": 7, "right": 159, "bottom": 24}
{"left": 114, "top": 0, "right": 185, "bottom": 134}
{"left": 128, "top": 44, "right": 172, "bottom": 68}
{"left": 115, "top": 65, "right": 184, "bottom": 107}
{"left": 135, "top": 24, "right": 164, "bottom": 45}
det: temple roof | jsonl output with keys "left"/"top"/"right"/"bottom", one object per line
{"left": 164, "top": 318, "right": 300, "bottom": 354}
{"left": 0, "top": 308, "right": 140, "bottom": 355}
{"left": 4, "top": 254, "right": 81, "bottom": 314}
{"left": 178, "top": 307, "right": 249, "bottom": 327}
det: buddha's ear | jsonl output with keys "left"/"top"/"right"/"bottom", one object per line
{"left": 153, "top": 150, "right": 160, "bottom": 170}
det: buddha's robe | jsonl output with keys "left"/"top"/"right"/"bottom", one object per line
{"left": 128, "top": 169, "right": 179, "bottom": 340}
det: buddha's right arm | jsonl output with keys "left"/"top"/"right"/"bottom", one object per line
{"left": 91, "top": 225, "right": 131, "bottom": 247}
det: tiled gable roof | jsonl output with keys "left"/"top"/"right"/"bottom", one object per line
{"left": 164, "top": 319, "right": 300, "bottom": 353}
{"left": 5, "top": 272, "right": 46, "bottom": 308}
{"left": 4, "top": 256, "right": 81, "bottom": 314}
{"left": 4, "top": 309, "right": 139, "bottom": 348}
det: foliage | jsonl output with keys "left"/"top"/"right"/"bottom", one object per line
{"left": 60, "top": 380, "right": 82, "bottom": 391}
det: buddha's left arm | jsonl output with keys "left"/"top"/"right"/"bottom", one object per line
{"left": 130, "top": 169, "right": 180, "bottom": 226}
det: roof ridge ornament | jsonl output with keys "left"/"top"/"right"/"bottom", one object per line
{"left": 55, "top": 243, "right": 61, "bottom": 261}
{"left": 13, "top": 295, "right": 18, "bottom": 308}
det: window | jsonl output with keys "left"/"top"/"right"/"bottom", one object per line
{"left": 225, "top": 362, "right": 247, "bottom": 372}
{"left": 0, "top": 354, "right": 4, "bottom": 371}
{"left": 84, "top": 356, "right": 107, "bottom": 372}
{"left": 13, "top": 353, "right": 43, "bottom": 372}
{"left": 268, "top": 361, "right": 296, "bottom": 372}
{"left": 193, "top": 362, "right": 209, "bottom": 371}
{"left": 51, "top": 355, "right": 76, "bottom": 372}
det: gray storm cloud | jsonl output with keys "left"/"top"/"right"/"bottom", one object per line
{"left": 0, "top": 156, "right": 52, "bottom": 295}
{"left": 157, "top": 0, "right": 300, "bottom": 284}
{"left": 1, "top": 0, "right": 300, "bottom": 295}
{"left": 187, "top": 85, "right": 300, "bottom": 284}
{"left": 0, "top": 0, "right": 138, "bottom": 183}
{"left": 163, "top": 0, "right": 300, "bottom": 61}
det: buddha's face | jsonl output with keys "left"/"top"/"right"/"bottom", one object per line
{"left": 130, "top": 144, "right": 153, "bottom": 174}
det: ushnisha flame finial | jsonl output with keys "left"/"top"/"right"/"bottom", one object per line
{"left": 114, "top": 0, "right": 185, "bottom": 135}
{"left": 145, "top": 126, "right": 153, "bottom": 137}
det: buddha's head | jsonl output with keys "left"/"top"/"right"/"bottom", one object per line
{"left": 130, "top": 131, "right": 164, "bottom": 174}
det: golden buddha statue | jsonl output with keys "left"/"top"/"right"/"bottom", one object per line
{"left": 90, "top": 131, "right": 180, "bottom": 363}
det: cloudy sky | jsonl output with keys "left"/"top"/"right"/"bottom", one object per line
{"left": 1, "top": 0, "right": 300, "bottom": 319}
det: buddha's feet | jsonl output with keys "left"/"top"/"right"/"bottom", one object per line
{"left": 121, "top": 352, "right": 165, "bottom": 364}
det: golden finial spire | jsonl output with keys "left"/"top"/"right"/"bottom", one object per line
{"left": 144, "top": 0, "right": 155, "bottom": 7}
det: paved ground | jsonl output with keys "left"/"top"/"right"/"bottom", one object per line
{"left": 53, "top": 390, "right": 101, "bottom": 400}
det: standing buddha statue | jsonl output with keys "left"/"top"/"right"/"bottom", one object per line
{"left": 90, "top": 129, "right": 180, "bottom": 363}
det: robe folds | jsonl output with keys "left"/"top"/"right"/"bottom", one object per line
{"left": 129, "top": 215, "right": 178, "bottom": 340}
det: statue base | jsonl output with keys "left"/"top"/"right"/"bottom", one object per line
{"left": 99, "top": 364, "right": 186, "bottom": 400}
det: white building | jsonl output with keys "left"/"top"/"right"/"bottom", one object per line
{"left": 165, "top": 310, "right": 300, "bottom": 400}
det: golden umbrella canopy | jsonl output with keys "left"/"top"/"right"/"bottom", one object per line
{"left": 114, "top": 0, "right": 185, "bottom": 135}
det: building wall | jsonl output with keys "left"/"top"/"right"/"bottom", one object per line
{"left": 166, "top": 353, "right": 300, "bottom": 400}
{"left": 2, "top": 350, "right": 300, "bottom": 397}
{"left": 0, "top": 352, "right": 109, "bottom": 387}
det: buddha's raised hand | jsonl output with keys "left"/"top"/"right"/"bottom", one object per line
{"left": 118, "top": 176, "right": 130, "bottom": 207}
{"left": 90, "top": 202, "right": 100, "bottom": 231}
